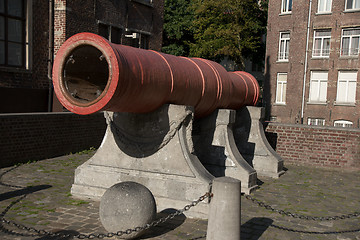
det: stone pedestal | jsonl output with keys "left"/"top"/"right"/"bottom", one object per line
{"left": 234, "top": 106, "right": 285, "bottom": 178}
{"left": 193, "top": 109, "right": 257, "bottom": 194}
{"left": 71, "top": 104, "right": 213, "bottom": 219}
{"left": 71, "top": 105, "right": 284, "bottom": 219}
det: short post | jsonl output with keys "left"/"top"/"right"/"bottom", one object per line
{"left": 206, "top": 177, "right": 241, "bottom": 240}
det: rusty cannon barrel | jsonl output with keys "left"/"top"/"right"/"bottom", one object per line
{"left": 52, "top": 32, "right": 259, "bottom": 117}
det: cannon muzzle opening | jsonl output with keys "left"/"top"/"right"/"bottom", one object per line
{"left": 53, "top": 32, "right": 259, "bottom": 117}
{"left": 63, "top": 45, "right": 109, "bottom": 104}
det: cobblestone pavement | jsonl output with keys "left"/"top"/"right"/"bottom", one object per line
{"left": 0, "top": 150, "right": 359, "bottom": 240}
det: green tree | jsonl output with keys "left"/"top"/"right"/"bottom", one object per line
{"left": 189, "top": 0, "right": 267, "bottom": 69}
{"left": 162, "top": 0, "right": 194, "bottom": 56}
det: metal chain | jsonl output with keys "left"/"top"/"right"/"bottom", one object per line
{"left": 270, "top": 223, "right": 360, "bottom": 234}
{"left": 245, "top": 194, "right": 360, "bottom": 221}
{"left": 1, "top": 192, "right": 213, "bottom": 239}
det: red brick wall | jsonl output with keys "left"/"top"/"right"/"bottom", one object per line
{"left": 0, "top": 113, "right": 106, "bottom": 167}
{"left": 265, "top": 123, "right": 360, "bottom": 170}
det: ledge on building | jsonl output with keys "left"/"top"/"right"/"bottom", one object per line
{"left": 307, "top": 101, "right": 327, "bottom": 105}
{"left": 334, "top": 102, "right": 356, "bottom": 107}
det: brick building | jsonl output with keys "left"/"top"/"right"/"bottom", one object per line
{"left": 264, "top": 0, "right": 360, "bottom": 128}
{"left": 0, "top": 0, "right": 164, "bottom": 113}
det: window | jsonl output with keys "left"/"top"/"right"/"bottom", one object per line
{"left": 0, "top": 0, "right": 26, "bottom": 67}
{"left": 334, "top": 120, "right": 353, "bottom": 128}
{"left": 341, "top": 28, "right": 360, "bottom": 56}
{"left": 281, "top": 0, "right": 292, "bottom": 13}
{"left": 318, "top": 0, "right": 332, "bottom": 13}
{"left": 278, "top": 32, "right": 290, "bottom": 61}
{"left": 125, "top": 32, "right": 149, "bottom": 49}
{"left": 312, "top": 30, "right": 331, "bottom": 57}
{"left": 309, "top": 71, "right": 328, "bottom": 103}
{"left": 308, "top": 118, "right": 325, "bottom": 126}
{"left": 98, "top": 23, "right": 122, "bottom": 44}
{"left": 276, "top": 73, "right": 287, "bottom": 104}
{"left": 336, "top": 71, "right": 357, "bottom": 104}
{"left": 345, "top": 0, "right": 360, "bottom": 11}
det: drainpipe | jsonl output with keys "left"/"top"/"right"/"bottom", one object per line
{"left": 47, "top": 0, "right": 54, "bottom": 112}
{"left": 300, "top": 0, "right": 312, "bottom": 124}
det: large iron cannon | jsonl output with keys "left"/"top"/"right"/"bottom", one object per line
{"left": 52, "top": 32, "right": 259, "bottom": 117}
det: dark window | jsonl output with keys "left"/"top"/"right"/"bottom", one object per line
{"left": 98, "top": 23, "right": 122, "bottom": 44}
{"left": 0, "top": 0, "right": 26, "bottom": 67}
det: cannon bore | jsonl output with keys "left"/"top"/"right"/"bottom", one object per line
{"left": 53, "top": 32, "right": 259, "bottom": 117}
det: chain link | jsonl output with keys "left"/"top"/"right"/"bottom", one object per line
{"left": 271, "top": 223, "right": 360, "bottom": 234}
{"left": 0, "top": 192, "right": 212, "bottom": 239}
{"left": 244, "top": 194, "right": 360, "bottom": 221}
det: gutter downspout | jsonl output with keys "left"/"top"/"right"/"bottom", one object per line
{"left": 47, "top": 0, "right": 54, "bottom": 112}
{"left": 300, "top": 0, "right": 312, "bottom": 124}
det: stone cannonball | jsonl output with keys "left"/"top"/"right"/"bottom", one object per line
{"left": 99, "top": 182, "right": 157, "bottom": 239}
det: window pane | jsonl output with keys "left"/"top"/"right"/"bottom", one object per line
{"left": 347, "top": 0, "right": 353, "bottom": 9}
{"left": 323, "top": 38, "right": 330, "bottom": 56}
{"left": 0, "top": 0, "right": 4, "bottom": 13}
{"left": 313, "top": 39, "right": 321, "bottom": 56}
{"left": 8, "top": 19, "right": 23, "bottom": 42}
{"left": 348, "top": 81, "right": 357, "bottom": 102}
{"left": 0, "top": 41, "right": 4, "bottom": 64}
{"left": 310, "top": 81, "right": 319, "bottom": 101}
{"left": 8, "top": 0, "right": 23, "bottom": 17}
{"left": 351, "top": 37, "right": 359, "bottom": 55}
{"left": 98, "top": 24, "right": 109, "bottom": 40}
{"left": 0, "top": 16, "right": 4, "bottom": 40}
{"left": 320, "top": 81, "right": 328, "bottom": 101}
{"left": 337, "top": 81, "right": 347, "bottom": 102}
{"left": 8, "top": 42, "right": 22, "bottom": 66}
{"left": 341, "top": 37, "right": 350, "bottom": 55}
{"left": 284, "top": 40, "right": 289, "bottom": 59}
{"left": 111, "top": 27, "right": 121, "bottom": 44}
{"left": 316, "top": 31, "right": 331, "bottom": 37}
{"left": 326, "top": 0, "right": 332, "bottom": 11}
{"left": 282, "top": 32, "right": 290, "bottom": 38}
{"left": 288, "top": 0, "right": 292, "bottom": 11}
{"left": 278, "top": 73, "right": 287, "bottom": 82}
{"left": 355, "top": 0, "right": 360, "bottom": 8}
{"left": 318, "top": 0, "right": 325, "bottom": 11}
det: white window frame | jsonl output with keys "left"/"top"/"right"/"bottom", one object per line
{"left": 275, "top": 73, "right": 287, "bottom": 104}
{"left": 341, "top": 28, "right": 360, "bottom": 56}
{"left": 278, "top": 32, "right": 290, "bottom": 61}
{"left": 312, "top": 30, "right": 331, "bottom": 57}
{"left": 281, "top": 0, "right": 292, "bottom": 14}
{"left": 334, "top": 120, "right": 353, "bottom": 128}
{"left": 336, "top": 71, "right": 358, "bottom": 104}
{"left": 317, "top": 0, "right": 332, "bottom": 13}
{"left": 309, "top": 71, "right": 328, "bottom": 103}
{"left": 307, "top": 118, "right": 325, "bottom": 126}
{"left": 345, "top": 0, "right": 360, "bottom": 11}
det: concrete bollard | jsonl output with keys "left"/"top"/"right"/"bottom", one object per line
{"left": 206, "top": 177, "right": 241, "bottom": 240}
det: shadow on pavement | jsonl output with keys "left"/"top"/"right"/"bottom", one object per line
{"left": 35, "top": 230, "right": 80, "bottom": 240}
{"left": 0, "top": 185, "right": 52, "bottom": 202}
{"left": 140, "top": 208, "right": 186, "bottom": 239}
{"left": 241, "top": 217, "right": 273, "bottom": 239}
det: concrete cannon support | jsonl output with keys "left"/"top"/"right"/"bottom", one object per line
{"left": 193, "top": 109, "right": 257, "bottom": 194}
{"left": 234, "top": 106, "right": 285, "bottom": 178}
{"left": 71, "top": 104, "right": 214, "bottom": 219}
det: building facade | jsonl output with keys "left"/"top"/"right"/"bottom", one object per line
{"left": 264, "top": 0, "right": 360, "bottom": 128}
{"left": 0, "top": 0, "right": 164, "bottom": 113}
